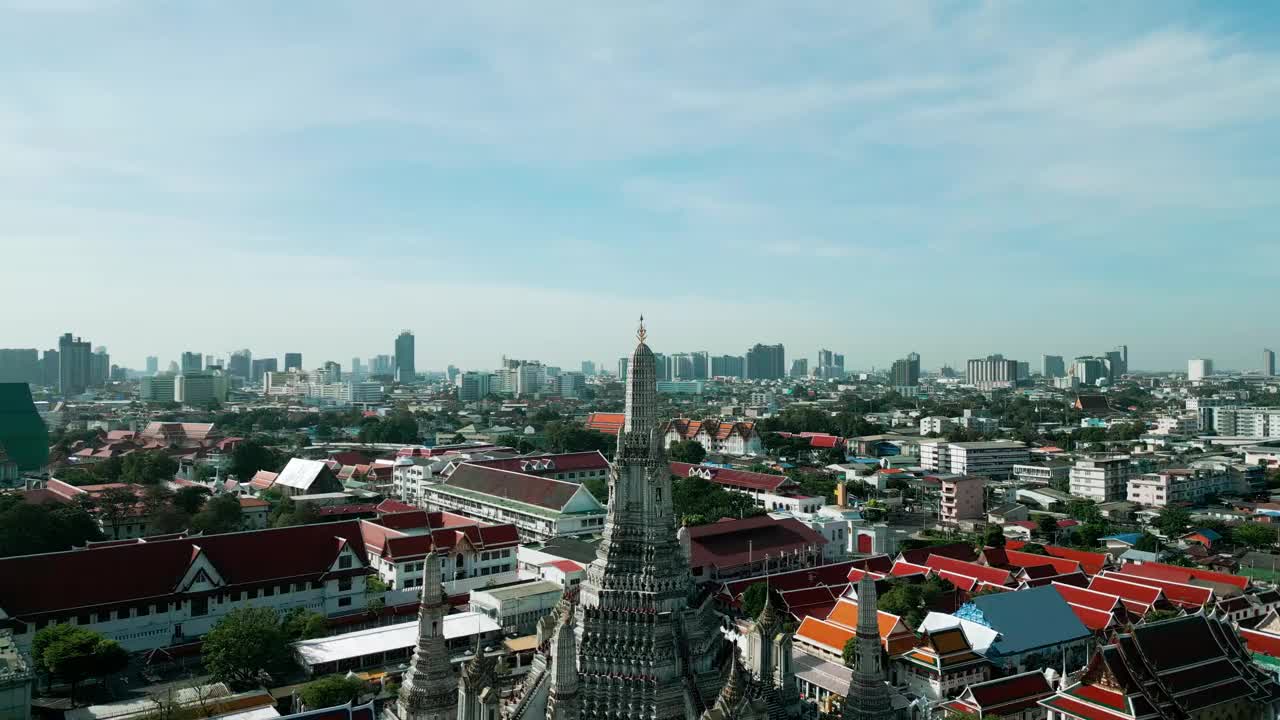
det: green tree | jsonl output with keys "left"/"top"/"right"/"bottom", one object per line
{"left": 38, "top": 625, "right": 128, "bottom": 700}
{"left": 740, "top": 583, "right": 769, "bottom": 618}
{"left": 1233, "top": 523, "right": 1277, "bottom": 550}
{"left": 203, "top": 607, "right": 291, "bottom": 689}
{"left": 95, "top": 486, "right": 140, "bottom": 539}
{"left": 842, "top": 637, "right": 858, "bottom": 668}
{"left": 542, "top": 421, "right": 613, "bottom": 454}
{"left": 1155, "top": 506, "right": 1192, "bottom": 538}
{"left": 1066, "top": 499, "right": 1102, "bottom": 525}
{"left": 979, "top": 525, "right": 1006, "bottom": 549}
{"left": 191, "top": 493, "right": 244, "bottom": 534}
{"left": 1018, "top": 542, "right": 1049, "bottom": 555}
{"left": 1134, "top": 532, "right": 1161, "bottom": 552}
{"left": 229, "top": 440, "right": 282, "bottom": 482}
{"left": 120, "top": 451, "right": 180, "bottom": 485}
{"left": 281, "top": 607, "right": 328, "bottom": 641}
{"left": 1036, "top": 514, "right": 1060, "bottom": 538}
{"left": 668, "top": 439, "right": 707, "bottom": 464}
{"left": 877, "top": 576, "right": 950, "bottom": 629}
{"left": 298, "top": 674, "right": 366, "bottom": 710}
{"left": 173, "top": 485, "right": 211, "bottom": 515}
{"left": 0, "top": 497, "right": 102, "bottom": 558}
{"left": 583, "top": 476, "right": 608, "bottom": 503}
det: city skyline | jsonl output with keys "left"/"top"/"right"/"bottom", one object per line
{"left": 3, "top": 3, "right": 1279, "bottom": 371}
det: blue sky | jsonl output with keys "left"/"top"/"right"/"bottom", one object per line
{"left": 1, "top": 1, "right": 1277, "bottom": 373}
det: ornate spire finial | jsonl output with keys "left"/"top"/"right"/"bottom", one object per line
{"left": 637, "top": 314, "right": 647, "bottom": 344}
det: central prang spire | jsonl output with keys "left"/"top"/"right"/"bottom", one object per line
{"left": 622, "top": 314, "right": 658, "bottom": 436}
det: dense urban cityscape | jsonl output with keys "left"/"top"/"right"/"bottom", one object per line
{"left": 5, "top": 2, "right": 1280, "bottom": 720}
{"left": 1, "top": 320, "right": 1279, "bottom": 720}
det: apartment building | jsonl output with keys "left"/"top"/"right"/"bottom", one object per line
{"left": 420, "top": 464, "right": 607, "bottom": 541}
{"left": 940, "top": 475, "right": 986, "bottom": 527}
{"left": 921, "top": 440, "right": 1029, "bottom": 479}
{"left": 1213, "top": 407, "right": 1280, "bottom": 438}
{"left": 1011, "top": 461, "right": 1071, "bottom": 490}
{"left": 1127, "top": 468, "right": 1236, "bottom": 508}
{"left": 1069, "top": 455, "right": 1132, "bottom": 502}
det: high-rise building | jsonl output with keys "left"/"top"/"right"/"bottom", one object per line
{"left": 580, "top": 360, "right": 596, "bottom": 376}
{"left": 139, "top": 374, "right": 177, "bottom": 403}
{"left": 1104, "top": 348, "right": 1127, "bottom": 380}
{"left": 1016, "top": 361, "right": 1030, "bottom": 381}
{"left": 57, "top": 333, "right": 91, "bottom": 396}
{"left": 1188, "top": 358, "right": 1213, "bottom": 382}
{"left": 818, "top": 348, "right": 834, "bottom": 369}
{"left": 394, "top": 330, "right": 415, "bottom": 383}
{"left": 284, "top": 353, "right": 303, "bottom": 371}
{"left": 671, "top": 353, "right": 695, "bottom": 380}
{"left": 89, "top": 346, "right": 110, "bottom": 387}
{"left": 1042, "top": 354, "right": 1066, "bottom": 378}
{"left": 1264, "top": 349, "right": 1276, "bottom": 377}
{"left": 559, "top": 371, "right": 585, "bottom": 399}
{"left": 175, "top": 371, "right": 228, "bottom": 405}
{"left": 966, "top": 354, "right": 1018, "bottom": 390}
{"left": 1073, "top": 356, "right": 1108, "bottom": 386}
{"left": 0, "top": 349, "right": 41, "bottom": 385}
{"left": 456, "top": 371, "right": 492, "bottom": 402}
{"left": 145, "top": 356, "right": 159, "bottom": 375}
{"left": 317, "top": 361, "right": 341, "bottom": 384}
{"left": 251, "top": 358, "right": 277, "bottom": 383}
{"left": 617, "top": 357, "right": 629, "bottom": 380}
{"left": 834, "top": 353, "right": 845, "bottom": 371}
{"left": 350, "top": 357, "right": 364, "bottom": 381}
{"left": 790, "top": 358, "right": 808, "bottom": 378}
{"left": 890, "top": 352, "right": 920, "bottom": 388}
{"left": 228, "top": 350, "right": 252, "bottom": 379}
{"left": 690, "top": 351, "right": 709, "bottom": 380}
{"left": 369, "top": 354, "right": 392, "bottom": 376}
{"left": 710, "top": 354, "right": 745, "bottom": 378}
{"left": 180, "top": 352, "right": 203, "bottom": 374}
{"left": 42, "top": 349, "right": 60, "bottom": 387}
{"left": 745, "top": 343, "right": 786, "bottom": 380}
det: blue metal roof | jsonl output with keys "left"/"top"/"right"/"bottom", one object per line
{"left": 1101, "top": 533, "right": 1142, "bottom": 545}
{"left": 1186, "top": 528, "right": 1223, "bottom": 541}
{"left": 956, "top": 585, "right": 1091, "bottom": 657}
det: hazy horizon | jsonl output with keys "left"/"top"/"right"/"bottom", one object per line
{"left": 3, "top": 2, "right": 1278, "bottom": 372}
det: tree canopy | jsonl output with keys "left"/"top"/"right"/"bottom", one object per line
{"left": 191, "top": 493, "right": 244, "bottom": 534}
{"left": 671, "top": 474, "right": 763, "bottom": 526}
{"left": 877, "top": 576, "right": 952, "bottom": 629}
{"left": 33, "top": 624, "right": 128, "bottom": 699}
{"left": 1155, "top": 506, "right": 1192, "bottom": 538}
{"left": 1233, "top": 523, "right": 1276, "bottom": 549}
{"left": 299, "top": 674, "right": 366, "bottom": 710}
{"left": 202, "top": 607, "right": 292, "bottom": 689}
{"left": 668, "top": 439, "right": 707, "bottom": 464}
{"left": 229, "top": 439, "right": 283, "bottom": 482}
{"left": 740, "top": 583, "right": 769, "bottom": 619}
{"left": 542, "top": 421, "right": 613, "bottom": 454}
{"left": 0, "top": 495, "right": 102, "bottom": 558}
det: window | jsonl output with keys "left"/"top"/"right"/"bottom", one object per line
{"left": 191, "top": 597, "right": 209, "bottom": 617}
{"left": 338, "top": 597, "right": 352, "bottom": 607}
{"left": 77, "top": 613, "right": 90, "bottom": 625}
{"left": 137, "top": 604, "right": 151, "bottom": 617}
{"left": 262, "top": 586, "right": 274, "bottom": 597}
{"left": 339, "top": 577, "right": 352, "bottom": 592}
{"left": 338, "top": 554, "right": 353, "bottom": 569}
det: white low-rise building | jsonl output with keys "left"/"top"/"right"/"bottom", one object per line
{"left": 469, "top": 580, "right": 564, "bottom": 636}
{"left": 919, "top": 416, "right": 952, "bottom": 436}
{"left": 921, "top": 440, "right": 1029, "bottom": 479}
{"left": 1127, "top": 467, "right": 1239, "bottom": 508}
{"left": 421, "top": 464, "right": 607, "bottom": 541}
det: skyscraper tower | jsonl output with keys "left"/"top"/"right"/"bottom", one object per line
{"left": 842, "top": 574, "right": 894, "bottom": 720}
{"left": 395, "top": 330, "right": 416, "bottom": 383}
{"left": 1265, "top": 349, "right": 1276, "bottom": 377}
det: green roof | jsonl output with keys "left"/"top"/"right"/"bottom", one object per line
{"left": 0, "top": 383, "right": 49, "bottom": 471}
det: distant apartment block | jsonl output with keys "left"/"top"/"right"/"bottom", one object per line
{"left": 921, "top": 440, "right": 1029, "bottom": 479}
{"left": 1127, "top": 467, "right": 1239, "bottom": 508}
{"left": 1069, "top": 455, "right": 1132, "bottom": 502}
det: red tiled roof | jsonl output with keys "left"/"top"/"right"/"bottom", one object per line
{"left": 238, "top": 497, "right": 270, "bottom": 509}
{"left": 375, "top": 499, "right": 417, "bottom": 514}
{"left": 1052, "top": 581, "right": 1122, "bottom": 613}
{"left": 889, "top": 561, "right": 931, "bottom": 577}
{"left": 1241, "top": 628, "right": 1280, "bottom": 659}
{"left": 1042, "top": 694, "right": 1132, "bottom": 720}
{"left": 1006, "top": 541, "right": 1110, "bottom": 576}
{"left": 1100, "top": 570, "right": 1213, "bottom": 608}
{"left": 543, "top": 559, "right": 584, "bottom": 573}
{"left": 796, "top": 616, "right": 854, "bottom": 652}
{"left": 248, "top": 470, "right": 278, "bottom": 490}
{"left": 962, "top": 671, "right": 1054, "bottom": 714}
{"left": 898, "top": 542, "right": 978, "bottom": 567}
{"left": 669, "top": 462, "right": 793, "bottom": 493}
{"left": 0, "top": 521, "right": 367, "bottom": 618}
{"left": 1087, "top": 575, "right": 1162, "bottom": 613}
{"left": 585, "top": 412, "right": 625, "bottom": 436}
{"left": 687, "top": 515, "right": 827, "bottom": 569}
{"left": 1117, "top": 561, "right": 1249, "bottom": 590}
{"left": 721, "top": 560, "right": 860, "bottom": 598}
{"left": 925, "top": 554, "right": 1012, "bottom": 587}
